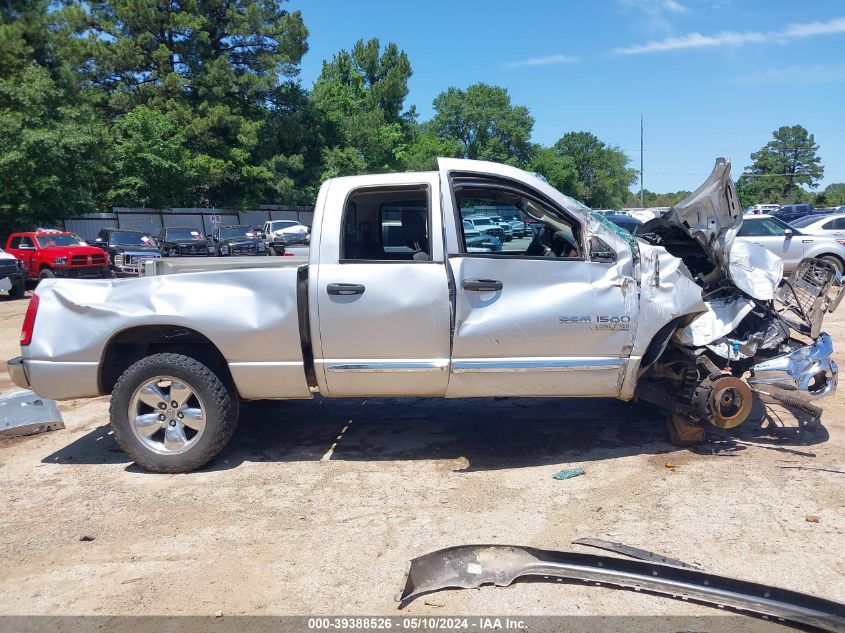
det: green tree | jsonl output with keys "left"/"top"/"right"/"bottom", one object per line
{"left": 816, "top": 183, "right": 845, "bottom": 208}
{"left": 312, "top": 38, "right": 414, "bottom": 178}
{"left": 108, "top": 106, "right": 197, "bottom": 207}
{"left": 624, "top": 189, "right": 691, "bottom": 208}
{"left": 745, "top": 125, "right": 824, "bottom": 201}
{"left": 0, "top": 2, "right": 109, "bottom": 235}
{"left": 69, "top": 0, "right": 309, "bottom": 206}
{"left": 428, "top": 83, "right": 534, "bottom": 166}
{"left": 0, "top": 65, "right": 108, "bottom": 236}
{"left": 529, "top": 146, "right": 579, "bottom": 197}
{"left": 553, "top": 131, "right": 637, "bottom": 209}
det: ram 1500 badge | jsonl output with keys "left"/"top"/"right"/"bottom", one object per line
{"left": 7, "top": 158, "right": 841, "bottom": 472}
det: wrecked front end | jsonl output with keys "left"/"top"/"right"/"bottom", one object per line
{"left": 633, "top": 158, "right": 842, "bottom": 440}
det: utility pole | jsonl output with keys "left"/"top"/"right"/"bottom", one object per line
{"left": 639, "top": 115, "right": 644, "bottom": 207}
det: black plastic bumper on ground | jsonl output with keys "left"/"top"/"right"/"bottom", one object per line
{"left": 397, "top": 545, "right": 845, "bottom": 632}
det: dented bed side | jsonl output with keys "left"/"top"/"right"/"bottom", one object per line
{"left": 21, "top": 266, "right": 312, "bottom": 400}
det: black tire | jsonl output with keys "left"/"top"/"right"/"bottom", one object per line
{"left": 109, "top": 353, "right": 239, "bottom": 473}
{"left": 8, "top": 278, "right": 25, "bottom": 298}
{"left": 39, "top": 268, "right": 55, "bottom": 279}
{"left": 819, "top": 255, "right": 844, "bottom": 275}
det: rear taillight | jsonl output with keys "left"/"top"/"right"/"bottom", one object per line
{"left": 20, "top": 294, "right": 39, "bottom": 346}
{"left": 283, "top": 252, "right": 295, "bottom": 256}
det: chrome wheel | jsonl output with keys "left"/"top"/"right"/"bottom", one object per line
{"left": 129, "top": 376, "right": 206, "bottom": 455}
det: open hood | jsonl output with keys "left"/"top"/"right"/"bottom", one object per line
{"left": 637, "top": 158, "right": 782, "bottom": 300}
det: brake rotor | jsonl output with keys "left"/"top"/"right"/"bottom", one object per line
{"left": 708, "top": 376, "right": 753, "bottom": 429}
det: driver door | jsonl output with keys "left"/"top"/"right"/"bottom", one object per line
{"left": 441, "top": 170, "right": 636, "bottom": 398}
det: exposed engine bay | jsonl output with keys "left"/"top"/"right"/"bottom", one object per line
{"left": 632, "top": 158, "right": 842, "bottom": 440}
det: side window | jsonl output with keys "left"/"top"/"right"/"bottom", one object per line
{"left": 340, "top": 185, "right": 431, "bottom": 262}
{"left": 452, "top": 179, "right": 582, "bottom": 259}
{"left": 822, "top": 220, "right": 835, "bottom": 230}
{"left": 8, "top": 237, "right": 21, "bottom": 249}
{"left": 833, "top": 218, "right": 845, "bottom": 230}
{"left": 739, "top": 219, "right": 783, "bottom": 237}
{"left": 19, "top": 237, "right": 34, "bottom": 248}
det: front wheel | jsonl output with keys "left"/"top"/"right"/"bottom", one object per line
{"left": 39, "top": 268, "right": 55, "bottom": 279}
{"left": 109, "top": 353, "right": 239, "bottom": 473}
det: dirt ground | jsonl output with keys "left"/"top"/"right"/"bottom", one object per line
{"left": 0, "top": 293, "right": 842, "bottom": 621}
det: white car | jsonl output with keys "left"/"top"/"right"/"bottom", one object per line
{"left": 789, "top": 213, "right": 845, "bottom": 238}
{"left": 745, "top": 204, "right": 781, "bottom": 214}
{"left": 736, "top": 215, "right": 845, "bottom": 273}
{"left": 263, "top": 220, "right": 310, "bottom": 244}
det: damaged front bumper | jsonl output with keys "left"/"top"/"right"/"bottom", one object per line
{"left": 397, "top": 545, "right": 845, "bottom": 632}
{"left": 749, "top": 333, "right": 837, "bottom": 399}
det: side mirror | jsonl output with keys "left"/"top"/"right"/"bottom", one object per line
{"left": 589, "top": 237, "right": 617, "bottom": 264}
{"left": 784, "top": 228, "right": 794, "bottom": 237}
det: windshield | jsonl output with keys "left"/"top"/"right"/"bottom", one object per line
{"left": 268, "top": 221, "right": 298, "bottom": 231}
{"left": 109, "top": 231, "right": 153, "bottom": 246}
{"left": 474, "top": 218, "right": 493, "bottom": 226}
{"left": 219, "top": 226, "right": 255, "bottom": 240}
{"left": 35, "top": 234, "right": 86, "bottom": 248}
{"left": 167, "top": 229, "right": 203, "bottom": 240}
{"left": 789, "top": 215, "right": 822, "bottom": 228}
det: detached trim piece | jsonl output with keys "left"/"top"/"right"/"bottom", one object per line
{"left": 396, "top": 545, "right": 845, "bottom": 633}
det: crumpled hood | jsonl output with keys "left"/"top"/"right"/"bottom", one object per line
{"left": 638, "top": 157, "right": 782, "bottom": 300}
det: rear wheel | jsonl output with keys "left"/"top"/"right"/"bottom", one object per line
{"left": 39, "top": 268, "right": 55, "bottom": 279}
{"left": 819, "top": 255, "right": 844, "bottom": 275}
{"left": 109, "top": 353, "right": 239, "bottom": 473}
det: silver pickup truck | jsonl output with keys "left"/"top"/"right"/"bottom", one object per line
{"left": 8, "top": 158, "right": 841, "bottom": 472}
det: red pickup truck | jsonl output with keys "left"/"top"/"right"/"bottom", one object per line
{"left": 5, "top": 230, "right": 111, "bottom": 282}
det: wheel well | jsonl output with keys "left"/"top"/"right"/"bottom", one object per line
{"left": 99, "top": 325, "right": 232, "bottom": 395}
{"left": 818, "top": 253, "right": 844, "bottom": 268}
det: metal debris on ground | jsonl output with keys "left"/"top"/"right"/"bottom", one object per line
{"left": 571, "top": 537, "right": 700, "bottom": 570}
{"left": 0, "top": 390, "right": 65, "bottom": 437}
{"left": 396, "top": 545, "right": 845, "bottom": 632}
{"left": 778, "top": 465, "right": 845, "bottom": 475}
{"left": 552, "top": 466, "right": 585, "bottom": 480}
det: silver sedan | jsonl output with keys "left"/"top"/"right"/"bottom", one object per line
{"left": 736, "top": 214, "right": 845, "bottom": 274}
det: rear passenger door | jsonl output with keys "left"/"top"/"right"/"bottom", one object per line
{"left": 313, "top": 174, "right": 452, "bottom": 397}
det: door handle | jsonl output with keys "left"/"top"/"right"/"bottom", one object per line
{"left": 461, "top": 278, "right": 503, "bottom": 292}
{"left": 327, "top": 283, "right": 365, "bottom": 296}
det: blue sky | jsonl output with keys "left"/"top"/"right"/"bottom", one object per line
{"left": 288, "top": 0, "right": 845, "bottom": 194}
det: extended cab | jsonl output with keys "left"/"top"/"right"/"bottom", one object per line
{"left": 6, "top": 230, "right": 110, "bottom": 282}
{"left": 7, "top": 159, "right": 841, "bottom": 473}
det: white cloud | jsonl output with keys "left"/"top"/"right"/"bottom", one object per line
{"left": 732, "top": 63, "right": 845, "bottom": 86}
{"left": 618, "top": 0, "right": 689, "bottom": 33}
{"left": 612, "top": 15, "right": 845, "bottom": 55}
{"left": 662, "top": 0, "right": 688, "bottom": 14}
{"left": 506, "top": 54, "right": 579, "bottom": 69}
{"left": 780, "top": 16, "right": 845, "bottom": 37}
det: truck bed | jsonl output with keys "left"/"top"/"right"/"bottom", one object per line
{"left": 142, "top": 256, "right": 308, "bottom": 276}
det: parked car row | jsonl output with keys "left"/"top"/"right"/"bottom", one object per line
{"left": 602, "top": 212, "right": 845, "bottom": 276}
{"left": 2, "top": 221, "right": 311, "bottom": 286}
